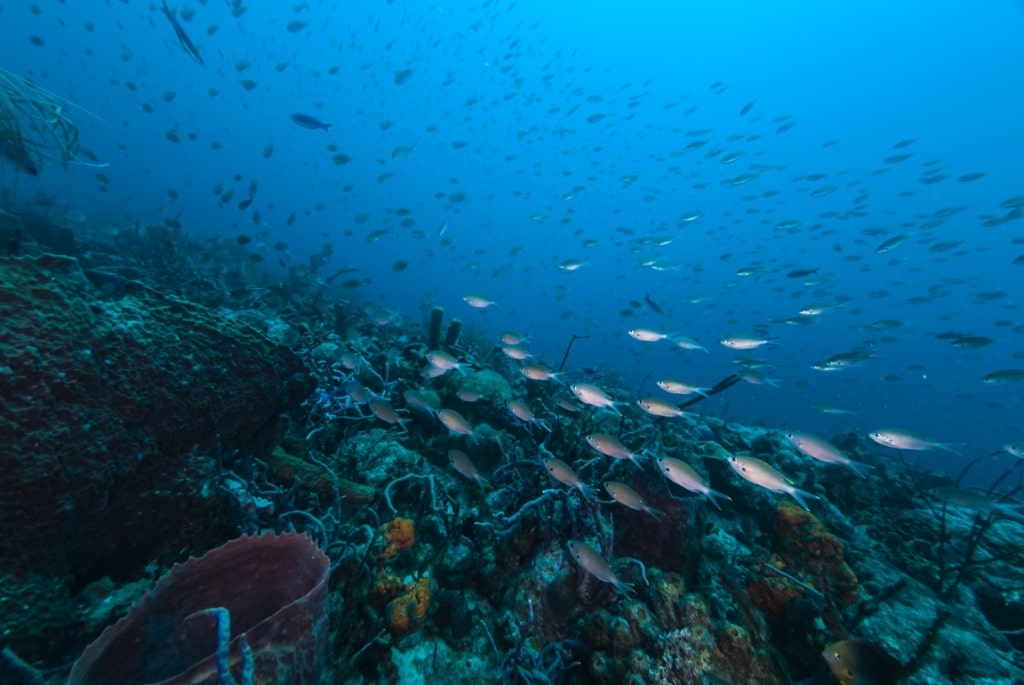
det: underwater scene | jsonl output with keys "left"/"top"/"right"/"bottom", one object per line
{"left": 2, "top": 1, "right": 1024, "bottom": 683}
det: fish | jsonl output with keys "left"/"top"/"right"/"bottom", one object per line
{"left": 559, "top": 258, "right": 588, "bottom": 272}
{"left": 786, "top": 267, "right": 819, "bottom": 279}
{"left": 813, "top": 403, "right": 857, "bottom": 416}
{"left": 657, "top": 457, "right": 730, "bottom": 510}
{"left": 403, "top": 389, "right": 439, "bottom": 414}
{"left": 672, "top": 336, "right": 708, "bottom": 353}
{"left": 463, "top": 293, "right": 497, "bottom": 309}
{"left": 544, "top": 458, "right": 592, "bottom": 497}
{"left": 656, "top": 379, "right": 710, "bottom": 396}
{"left": 874, "top": 234, "right": 908, "bottom": 254}
{"left": 784, "top": 431, "right": 866, "bottom": 476}
{"left": 425, "top": 350, "right": 467, "bottom": 374}
{"left": 368, "top": 398, "right": 409, "bottom": 430}
{"left": 159, "top": 1, "right": 204, "bottom": 65}
{"left": 637, "top": 397, "right": 692, "bottom": 419}
{"left": 982, "top": 369, "right": 1024, "bottom": 384}
{"left": 449, "top": 450, "right": 488, "bottom": 490}
{"left": 929, "top": 486, "right": 1024, "bottom": 517}
{"left": 438, "top": 408, "right": 474, "bottom": 436}
{"left": 570, "top": 384, "right": 626, "bottom": 414}
{"left": 1003, "top": 442, "right": 1024, "bottom": 459}
{"left": 290, "top": 113, "right": 331, "bottom": 131}
{"left": 585, "top": 433, "right": 643, "bottom": 467}
{"left": 628, "top": 328, "right": 674, "bottom": 342}
{"left": 868, "top": 429, "right": 961, "bottom": 454}
{"left": 822, "top": 639, "right": 904, "bottom": 685}
{"left": 726, "top": 455, "right": 819, "bottom": 511}
{"left": 520, "top": 363, "right": 561, "bottom": 382}
{"left": 604, "top": 481, "right": 662, "bottom": 518}
{"left": 719, "top": 336, "right": 777, "bottom": 350}
{"left": 566, "top": 540, "right": 633, "bottom": 595}
{"left": 644, "top": 293, "right": 664, "bottom": 315}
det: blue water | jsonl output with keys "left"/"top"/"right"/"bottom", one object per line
{"left": 3, "top": 0, "right": 1024, "bottom": 485}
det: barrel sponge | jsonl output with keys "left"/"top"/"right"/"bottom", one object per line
{"left": 67, "top": 532, "right": 330, "bottom": 685}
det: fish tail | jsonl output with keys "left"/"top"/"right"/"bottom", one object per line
{"left": 613, "top": 578, "right": 635, "bottom": 597}
{"left": 789, "top": 487, "right": 819, "bottom": 511}
{"left": 705, "top": 489, "right": 730, "bottom": 511}
{"left": 645, "top": 505, "right": 665, "bottom": 519}
{"left": 846, "top": 460, "right": 869, "bottom": 478}
{"left": 938, "top": 442, "right": 963, "bottom": 455}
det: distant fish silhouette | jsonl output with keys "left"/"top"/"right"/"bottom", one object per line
{"left": 159, "top": 1, "right": 204, "bottom": 66}
{"left": 290, "top": 113, "right": 332, "bottom": 131}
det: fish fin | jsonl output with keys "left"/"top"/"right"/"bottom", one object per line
{"left": 645, "top": 506, "right": 665, "bottom": 519}
{"left": 846, "top": 460, "right": 868, "bottom": 478}
{"left": 789, "top": 488, "right": 819, "bottom": 511}
{"left": 614, "top": 579, "right": 635, "bottom": 597}
{"left": 705, "top": 489, "right": 730, "bottom": 511}
{"left": 938, "top": 442, "right": 963, "bottom": 455}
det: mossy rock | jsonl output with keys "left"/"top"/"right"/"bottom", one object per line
{"left": 457, "top": 369, "right": 512, "bottom": 403}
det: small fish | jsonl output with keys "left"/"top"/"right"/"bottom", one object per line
{"left": 426, "top": 350, "right": 467, "bottom": 374}
{"left": 929, "top": 486, "right": 1024, "bottom": 517}
{"left": 656, "top": 379, "right": 709, "bottom": 396}
{"left": 159, "top": 1, "right": 204, "bottom": 65}
{"left": 672, "top": 336, "right": 708, "bottom": 353}
{"left": 720, "top": 336, "right": 776, "bottom": 350}
{"left": 628, "top": 327, "right": 674, "bottom": 342}
{"left": 290, "top": 113, "right": 331, "bottom": 131}
{"left": 785, "top": 431, "right": 866, "bottom": 476}
{"left": 605, "top": 481, "right": 662, "bottom": 518}
{"left": 786, "top": 267, "right": 819, "bottom": 279}
{"left": 559, "top": 258, "right": 588, "bottom": 272}
{"left": 868, "top": 429, "right": 961, "bottom": 454}
{"left": 657, "top": 456, "right": 730, "bottom": 509}
{"left": 463, "top": 293, "right": 497, "bottom": 309}
{"left": 567, "top": 540, "right": 632, "bottom": 595}
{"left": 982, "top": 368, "right": 1024, "bottom": 384}
{"left": 727, "top": 455, "right": 819, "bottom": 511}
{"left": 403, "top": 389, "right": 438, "bottom": 414}
{"left": 637, "top": 397, "right": 691, "bottom": 419}
{"left": 544, "top": 458, "right": 592, "bottom": 497}
{"left": 438, "top": 408, "right": 474, "bottom": 435}
{"left": 1003, "top": 442, "right": 1024, "bottom": 459}
{"left": 644, "top": 293, "right": 664, "bottom": 315}
{"left": 875, "top": 234, "right": 908, "bottom": 254}
{"left": 812, "top": 402, "right": 857, "bottom": 415}
{"left": 520, "top": 363, "right": 561, "bottom": 381}
{"left": 501, "top": 344, "right": 533, "bottom": 361}
{"left": 449, "top": 449, "right": 488, "bottom": 490}
{"left": 368, "top": 398, "right": 409, "bottom": 430}
{"left": 571, "top": 383, "right": 625, "bottom": 414}
{"left": 585, "top": 433, "right": 643, "bottom": 467}
{"left": 822, "top": 639, "right": 904, "bottom": 685}
{"left": 437, "top": 219, "right": 448, "bottom": 237}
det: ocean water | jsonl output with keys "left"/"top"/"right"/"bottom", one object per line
{"left": 2, "top": 1, "right": 1024, "bottom": 681}
{"left": 5, "top": 1, "right": 1024, "bottom": 485}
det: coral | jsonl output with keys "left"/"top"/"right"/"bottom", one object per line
{"left": 0, "top": 256, "right": 313, "bottom": 663}
{"left": 747, "top": 501, "right": 860, "bottom": 619}
{"left": 457, "top": 368, "right": 513, "bottom": 404}
{"left": 267, "top": 445, "right": 375, "bottom": 503}
{"left": 380, "top": 517, "right": 416, "bottom": 561}
{"left": 444, "top": 318, "right": 462, "bottom": 347}
{"left": 67, "top": 532, "right": 330, "bottom": 685}
{"left": 386, "top": 577, "right": 432, "bottom": 637}
{"left": 428, "top": 305, "right": 444, "bottom": 349}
